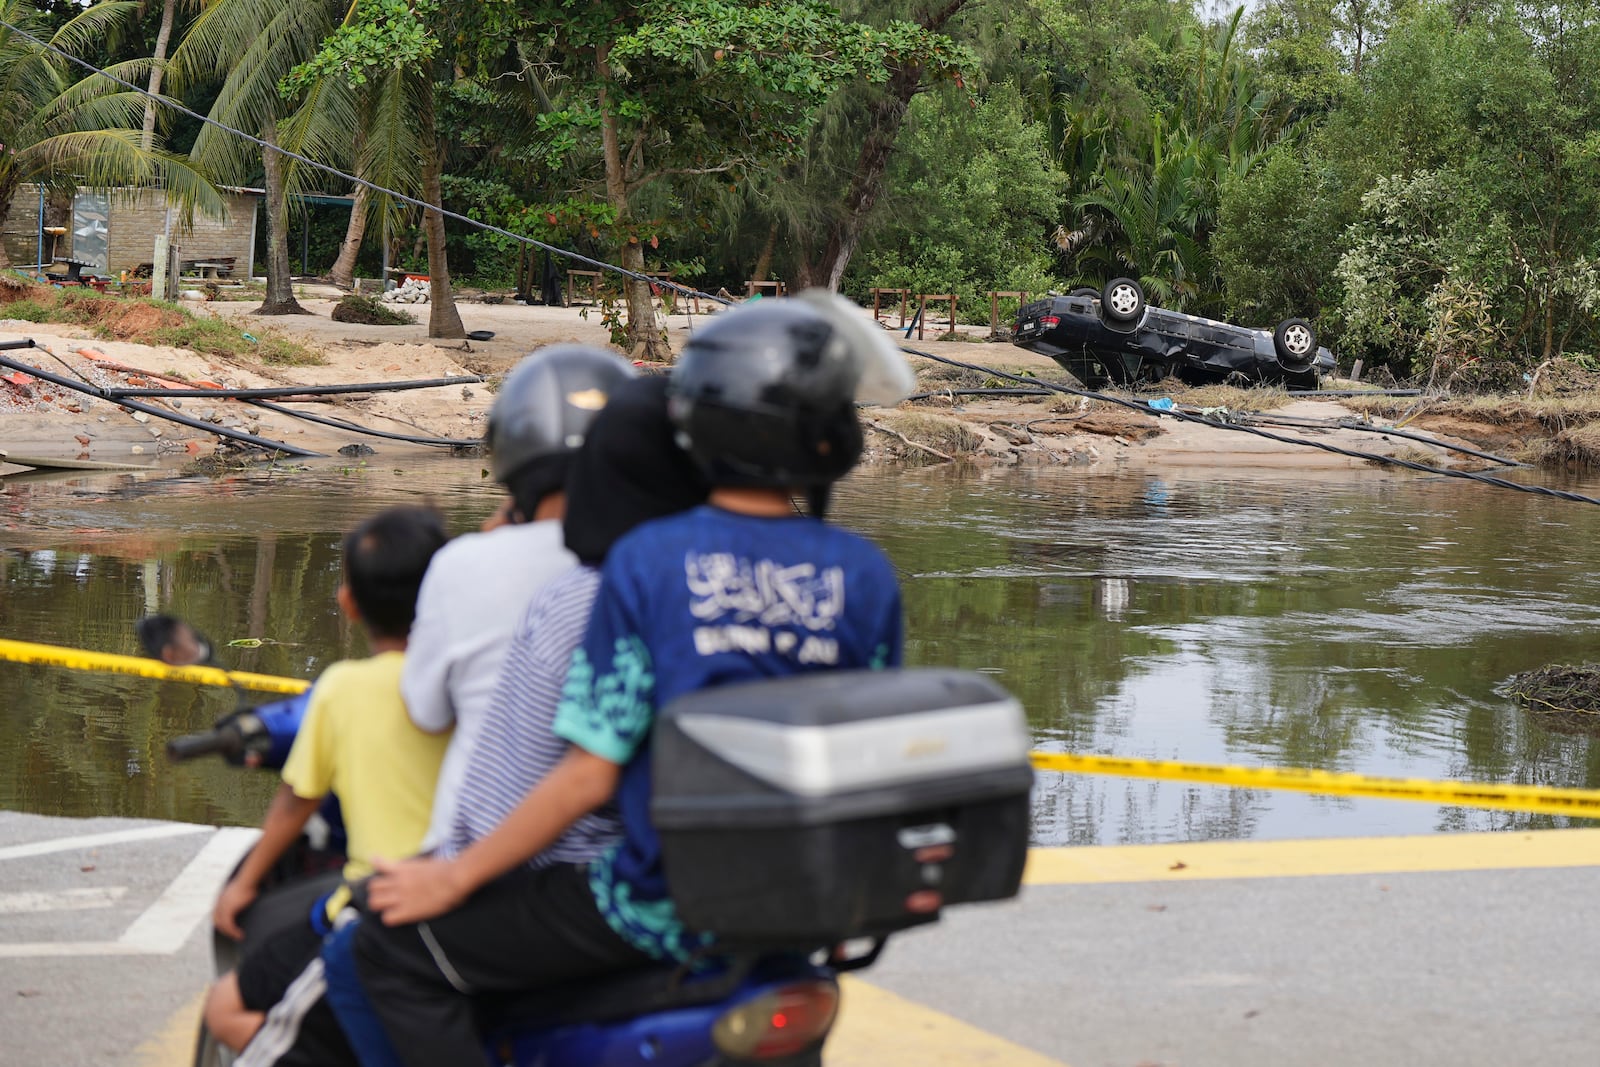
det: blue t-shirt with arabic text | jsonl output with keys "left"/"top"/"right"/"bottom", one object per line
{"left": 552, "top": 505, "right": 902, "bottom": 960}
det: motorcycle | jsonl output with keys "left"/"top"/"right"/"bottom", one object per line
{"left": 166, "top": 657, "right": 1033, "bottom": 1067}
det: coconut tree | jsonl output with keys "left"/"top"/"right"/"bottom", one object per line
{"left": 0, "top": 0, "right": 223, "bottom": 270}
{"left": 139, "top": 0, "right": 196, "bottom": 149}
{"left": 169, "top": 0, "right": 350, "bottom": 315}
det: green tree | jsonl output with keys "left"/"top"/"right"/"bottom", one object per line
{"left": 0, "top": 0, "right": 222, "bottom": 270}
{"left": 1303, "top": 1, "right": 1600, "bottom": 372}
{"left": 1213, "top": 147, "right": 1350, "bottom": 323}
{"left": 845, "top": 82, "right": 1065, "bottom": 317}
{"left": 1053, "top": 7, "right": 1294, "bottom": 311}
{"left": 306, "top": 0, "right": 968, "bottom": 354}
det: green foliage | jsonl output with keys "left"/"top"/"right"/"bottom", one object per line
{"left": 1333, "top": 169, "right": 1509, "bottom": 375}
{"left": 1049, "top": 6, "right": 1294, "bottom": 312}
{"left": 0, "top": 0, "right": 224, "bottom": 245}
{"left": 0, "top": 287, "right": 323, "bottom": 364}
{"left": 284, "top": 0, "right": 440, "bottom": 90}
{"left": 1214, "top": 147, "right": 1349, "bottom": 324}
{"left": 847, "top": 84, "right": 1062, "bottom": 322}
{"left": 145, "top": 310, "right": 324, "bottom": 365}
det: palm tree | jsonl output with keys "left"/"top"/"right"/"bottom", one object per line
{"left": 0, "top": 0, "right": 223, "bottom": 270}
{"left": 172, "top": 0, "right": 467, "bottom": 333}
{"left": 169, "top": 0, "right": 350, "bottom": 315}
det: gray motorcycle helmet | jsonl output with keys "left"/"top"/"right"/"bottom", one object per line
{"left": 486, "top": 345, "right": 637, "bottom": 484}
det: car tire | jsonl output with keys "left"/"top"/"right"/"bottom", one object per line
{"left": 1069, "top": 286, "right": 1100, "bottom": 298}
{"left": 1273, "top": 318, "right": 1318, "bottom": 370}
{"left": 1101, "top": 278, "right": 1145, "bottom": 323}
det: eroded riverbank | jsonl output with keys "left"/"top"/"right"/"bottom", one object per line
{"left": 0, "top": 285, "right": 1568, "bottom": 478}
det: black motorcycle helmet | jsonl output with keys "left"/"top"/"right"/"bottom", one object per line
{"left": 667, "top": 300, "right": 871, "bottom": 492}
{"left": 486, "top": 345, "right": 636, "bottom": 511}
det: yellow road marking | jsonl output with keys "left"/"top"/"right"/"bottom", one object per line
{"left": 1024, "top": 827, "right": 1600, "bottom": 886}
{"left": 130, "top": 988, "right": 203, "bottom": 1067}
{"left": 830, "top": 975, "right": 1069, "bottom": 1066}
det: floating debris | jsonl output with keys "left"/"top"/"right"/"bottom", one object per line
{"left": 1501, "top": 663, "right": 1600, "bottom": 735}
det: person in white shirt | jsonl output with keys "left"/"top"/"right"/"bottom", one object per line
{"left": 404, "top": 345, "right": 635, "bottom": 852}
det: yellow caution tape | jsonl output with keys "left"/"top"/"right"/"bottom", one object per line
{"left": 3, "top": 637, "right": 1596, "bottom": 818}
{"left": 0, "top": 638, "right": 309, "bottom": 696}
{"left": 1030, "top": 751, "right": 1600, "bottom": 819}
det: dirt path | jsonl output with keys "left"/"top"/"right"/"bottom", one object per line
{"left": 0, "top": 287, "right": 1502, "bottom": 477}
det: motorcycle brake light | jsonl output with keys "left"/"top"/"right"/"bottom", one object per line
{"left": 712, "top": 979, "right": 840, "bottom": 1060}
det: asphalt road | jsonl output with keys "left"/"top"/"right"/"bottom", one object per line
{"left": 3, "top": 811, "right": 1597, "bottom": 1067}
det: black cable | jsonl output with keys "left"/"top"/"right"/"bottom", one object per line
{"left": 897, "top": 344, "right": 1600, "bottom": 507}
{"left": 106, "top": 375, "right": 485, "bottom": 400}
{"left": 246, "top": 400, "right": 479, "bottom": 448}
{"left": 0, "top": 18, "right": 733, "bottom": 310}
{"left": 1238, "top": 412, "right": 1520, "bottom": 467}
{"left": 0, "top": 350, "right": 324, "bottom": 457}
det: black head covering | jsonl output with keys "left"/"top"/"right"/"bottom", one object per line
{"left": 563, "top": 375, "right": 711, "bottom": 565}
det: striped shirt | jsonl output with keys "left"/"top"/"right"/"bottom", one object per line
{"left": 440, "top": 565, "right": 621, "bottom": 865}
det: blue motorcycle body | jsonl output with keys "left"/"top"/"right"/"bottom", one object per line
{"left": 319, "top": 910, "right": 840, "bottom": 1067}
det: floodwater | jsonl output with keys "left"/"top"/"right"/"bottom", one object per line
{"left": 2, "top": 456, "right": 1598, "bottom": 844}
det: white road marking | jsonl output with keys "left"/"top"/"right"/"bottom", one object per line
{"left": 0, "top": 887, "right": 128, "bottom": 914}
{"left": 0, "top": 826, "right": 259, "bottom": 959}
{"left": 118, "top": 827, "right": 258, "bottom": 953}
{"left": 0, "top": 823, "right": 210, "bottom": 862}
{"left": 0, "top": 941, "right": 147, "bottom": 958}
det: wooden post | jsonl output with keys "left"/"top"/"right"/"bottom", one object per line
{"left": 916, "top": 294, "right": 957, "bottom": 340}
{"left": 988, "top": 291, "right": 1029, "bottom": 332}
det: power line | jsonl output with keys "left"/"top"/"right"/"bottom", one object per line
{"left": 0, "top": 17, "right": 734, "bottom": 310}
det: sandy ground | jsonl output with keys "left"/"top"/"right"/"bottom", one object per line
{"left": 0, "top": 285, "right": 1499, "bottom": 477}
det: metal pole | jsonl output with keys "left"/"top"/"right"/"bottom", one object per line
{"left": 35, "top": 187, "right": 44, "bottom": 276}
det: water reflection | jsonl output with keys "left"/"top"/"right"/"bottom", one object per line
{"left": 2, "top": 458, "right": 1599, "bottom": 844}
{"left": 844, "top": 465, "right": 1600, "bottom": 844}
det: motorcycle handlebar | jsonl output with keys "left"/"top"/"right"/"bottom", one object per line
{"left": 166, "top": 728, "right": 243, "bottom": 762}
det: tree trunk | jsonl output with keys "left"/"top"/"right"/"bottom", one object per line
{"left": 596, "top": 44, "right": 667, "bottom": 359}
{"left": 327, "top": 182, "right": 369, "bottom": 289}
{"left": 140, "top": 0, "right": 178, "bottom": 150}
{"left": 256, "top": 123, "right": 308, "bottom": 315}
{"left": 812, "top": 65, "right": 924, "bottom": 291}
{"left": 418, "top": 87, "right": 465, "bottom": 339}
{"left": 804, "top": 0, "right": 969, "bottom": 291}
{"left": 751, "top": 222, "right": 779, "bottom": 284}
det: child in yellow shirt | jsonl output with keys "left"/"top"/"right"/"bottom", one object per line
{"left": 204, "top": 505, "right": 449, "bottom": 1061}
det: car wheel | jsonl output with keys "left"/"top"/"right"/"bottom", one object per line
{"left": 1101, "top": 277, "right": 1145, "bottom": 323}
{"left": 1273, "top": 318, "right": 1317, "bottom": 370}
{"left": 1069, "top": 286, "right": 1099, "bottom": 298}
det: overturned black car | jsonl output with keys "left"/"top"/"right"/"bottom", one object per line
{"left": 1012, "top": 277, "right": 1335, "bottom": 390}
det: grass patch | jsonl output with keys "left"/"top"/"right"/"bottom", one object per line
{"left": 0, "top": 286, "right": 322, "bottom": 366}
{"left": 147, "top": 313, "right": 323, "bottom": 366}
{"left": 870, "top": 410, "right": 985, "bottom": 462}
